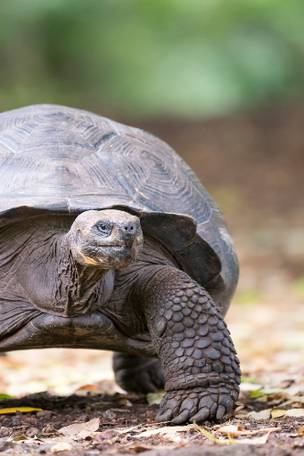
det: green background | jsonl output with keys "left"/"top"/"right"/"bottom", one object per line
{"left": 1, "top": 0, "right": 303, "bottom": 119}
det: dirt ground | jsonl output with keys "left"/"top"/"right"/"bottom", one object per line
{"left": 0, "top": 104, "right": 303, "bottom": 455}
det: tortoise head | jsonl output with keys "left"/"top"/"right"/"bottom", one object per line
{"left": 66, "top": 209, "right": 143, "bottom": 269}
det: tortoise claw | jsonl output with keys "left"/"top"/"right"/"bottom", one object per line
{"left": 157, "top": 385, "right": 237, "bottom": 424}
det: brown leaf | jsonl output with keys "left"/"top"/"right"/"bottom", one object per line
{"left": 74, "top": 380, "right": 116, "bottom": 396}
{"left": 123, "top": 443, "right": 153, "bottom": 453}
{"left": 297, "top": 426, "right": 304, "bottom": 436}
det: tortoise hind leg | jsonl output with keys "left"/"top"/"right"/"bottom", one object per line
{"left": 113, "top": 353, "right": 165, "bottom": 393}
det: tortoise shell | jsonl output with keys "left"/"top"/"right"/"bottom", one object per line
{"left": 0, "top": 104, "right": 238, "bottom": 313}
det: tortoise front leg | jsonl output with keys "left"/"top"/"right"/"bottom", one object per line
{"left": 136, "top": 266, "right": 240, "bottom": 424}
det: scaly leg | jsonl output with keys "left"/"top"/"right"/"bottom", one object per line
{"left": 134, "top": 266, "right": 240, "bottom": 424}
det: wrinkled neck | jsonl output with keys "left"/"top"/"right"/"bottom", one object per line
{"left": 16, "top": 221, "right": 115, "bottom": 317}
{"left": 59, "top": 235, "right": 100, "bottom": 283}
{"left": 55, "top": 235, "right": 115, "bottom": 316}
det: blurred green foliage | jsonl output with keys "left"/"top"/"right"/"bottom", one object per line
{"left": 0, "top": 0, "right": 303, "bottom": 118}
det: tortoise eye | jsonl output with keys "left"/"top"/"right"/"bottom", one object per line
{"left": 96, "top": 222, "right": 112, "bottom": 236}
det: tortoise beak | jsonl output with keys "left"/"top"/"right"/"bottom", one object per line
{"left": 120, "top": 222, "right": 143, "bottom": 248}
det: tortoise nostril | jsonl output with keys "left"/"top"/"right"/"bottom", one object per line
{"left": 124, "top": 223, "right": 136, "bottom": 233}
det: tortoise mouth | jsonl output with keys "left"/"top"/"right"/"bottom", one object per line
{"left": 0, "top": 311, "right": 152, "bottom": 355}
{"left": 96, "top": 245, "right": 130, "bottom": 251}
{"left": 79, "top": 238, "right": 143, "bottom": 268}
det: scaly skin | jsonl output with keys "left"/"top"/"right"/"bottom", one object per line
{"left": 138, "top": 266, "right": 240, "bottom": 424}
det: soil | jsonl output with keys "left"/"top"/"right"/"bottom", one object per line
{"left": 0, "top": 388, "right": 303, "bottom": 455}
{"left": 0, "top": 103, "right": 303, "bottom": 455}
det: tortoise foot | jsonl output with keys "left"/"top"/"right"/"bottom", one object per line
{"left": 156, "top": 384, "right": 238, "bottom": 424}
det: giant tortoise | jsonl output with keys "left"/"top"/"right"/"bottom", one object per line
{"left": 0, "top": 104, "right": 240, "bottom": 424}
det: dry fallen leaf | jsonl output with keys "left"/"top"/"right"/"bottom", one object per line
{"left": 51, "top": 441, "right": 72, "bottom": 453}
{"left": 74, "top": 380, "right": 117, "bottom": 396}
{"left": 217, "top": 424, "right": 280, "bottom": 437}
{"left": 217, "top": 424, "right": 246, "bottom": 437}
{"left": 138, "top": 425, "right": 191, "bottom": 443}
{"left": 0, "top": 407, "right": 42, "bottom": 415}
{"left": 237, "top": 433, "right": 271, "bottom": 445}
{"left": 283, "top": 396, "right": 304, "bottom": 407}
{"left": 58, "top": 417, "right": 100, "bottom": 440}
{"left": 196, "top": 425, "right": 272, "bottom": 445}
{"left": 123, "top": 443, "right": 153, "bottom": 453}
{"left": 247, "top": 409, "right": 271, "bottom": 420}
{"left": 196, "top": 426, "right": 234, "bottom": 445}
{"left": 271, "top": 409, "right": 287, "bottom": 418}
{"left": 298, "top": 426, "right": 304, "bottom": 436}
{"left": 286, "top": 408, "right": 304, "bottom": 417}
{"left": 9, "top": 434, "right": 28, "bottom": 442}
{"left": 74, "top": 384, "right": 101, "bottom": 396}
